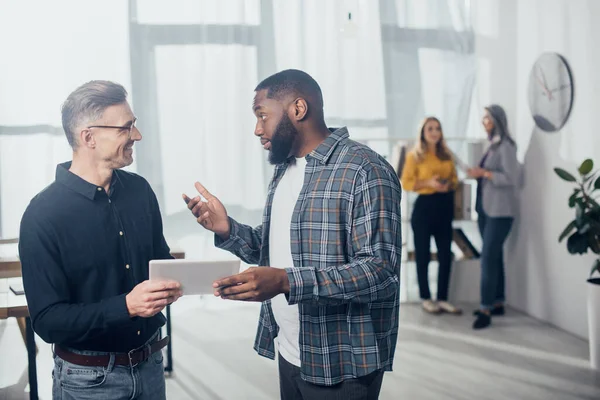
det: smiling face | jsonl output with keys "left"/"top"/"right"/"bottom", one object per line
{"left": 84, "top": 102, "right": 142, "bottom": 169}
{"left": 482, "top": 110, "right": 495, "bottom": 136}
{"left": 422, "top": 119, "right": 443, "bottom": 147}
{"left": 253, "top": 89, "right": 300, "bottom": 165}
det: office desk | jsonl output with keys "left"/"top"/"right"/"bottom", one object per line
{"left": 0, "top": 256, "right": 21, "bottom": 278}
{"left": 0, "top": 277, "right": 37, "bottom": 400}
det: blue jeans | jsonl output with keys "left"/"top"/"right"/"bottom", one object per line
{"left": 478, "top": 211, "right": 513, "bottom": 310}
{"left": 52, "top": 333, "right": 166, "bottom": 400}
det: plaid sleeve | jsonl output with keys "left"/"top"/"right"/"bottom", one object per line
{"left": 215, "top": 217, "right": 263, "bottom": 265}
{"left": 286, "top": 165, "right": 402, "bottom": 305}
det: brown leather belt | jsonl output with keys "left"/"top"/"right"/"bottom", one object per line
{"left": 55, "top": 336, "right": 169, "bottom": 367}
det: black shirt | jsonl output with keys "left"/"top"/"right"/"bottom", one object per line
{"left": 19, "top": 162, "right": 172, "bottom": 352}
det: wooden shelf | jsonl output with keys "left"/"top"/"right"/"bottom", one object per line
{"left": 0, "top": 257, "right": 21, "bottom": 279}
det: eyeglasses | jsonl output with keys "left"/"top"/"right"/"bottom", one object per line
{"left": 88, "top": 118, "right": 137, "bottom": 135}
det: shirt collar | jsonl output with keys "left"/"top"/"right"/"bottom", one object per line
{"left": 308, "top": 127, "right": 349, "bottom": 165}
{"left": 55, "top": 162, "right": 121, "bottom": 200}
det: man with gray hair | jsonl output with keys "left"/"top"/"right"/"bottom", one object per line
{"left": 19, "top": 80, "right": 181, "bottom": 399}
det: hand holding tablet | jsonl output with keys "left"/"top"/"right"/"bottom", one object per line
{"left": 149, "top": 259, "right": 241, "bottom": 296}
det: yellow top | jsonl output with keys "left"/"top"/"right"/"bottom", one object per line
{"left": 401, "top": 150, "right": 458, "bottom": 195}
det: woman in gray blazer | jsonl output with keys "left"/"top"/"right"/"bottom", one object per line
{"left": 467, "top": 104, "right": 519, "bottom": 330}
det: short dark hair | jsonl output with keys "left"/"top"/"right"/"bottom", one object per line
{"left": 61, "top": 80, "right": 128, "bottom": 148}
{"left": 255, "top": 69, "right": 323, "bottom": 111}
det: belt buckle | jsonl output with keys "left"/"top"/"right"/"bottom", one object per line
{"left": 127, "top": 348, "right": 139, "bottom": 367}
{"left": 128, "top": 344, "right": 151, "bottom": 367}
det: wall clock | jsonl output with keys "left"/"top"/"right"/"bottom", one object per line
{"left": 527, "top": 52, "right": 574, "bottom": 132}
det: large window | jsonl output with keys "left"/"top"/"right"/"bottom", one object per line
{"left": 0, "top": 0, "right": 476, "bottom": 301}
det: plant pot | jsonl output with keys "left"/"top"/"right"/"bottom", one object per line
{"left": 588, "top": 277, "right": 600, "bottom": 370}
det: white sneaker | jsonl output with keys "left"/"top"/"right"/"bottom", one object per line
{"left": 437, "top": 301, "right": 463, "bottom": 315}
{"left": 422, "top": 299, "right": 441, "bottom": 314}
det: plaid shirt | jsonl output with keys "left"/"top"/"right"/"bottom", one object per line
{"left": 216, "top": 127, "right": 402, "bottom": 385}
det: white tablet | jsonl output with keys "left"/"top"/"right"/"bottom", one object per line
{"left": 149, "top": 259, "right": 241, "bottom": 295}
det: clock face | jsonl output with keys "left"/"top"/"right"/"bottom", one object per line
{"left": 527, "top": 52, "right": 574, "bottom": 132}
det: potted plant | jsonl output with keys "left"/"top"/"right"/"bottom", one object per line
{"left": 554, "top": 158, "right": 600, "bottom": 370}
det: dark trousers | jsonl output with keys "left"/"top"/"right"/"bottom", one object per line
{"left": 278, "top": 355, "right": 384, "bottom": 400}
{"left": 411, "top": 191, "right": 454, "bottom": 301}
{"left": 477, "top": 210, "right": 513, "bottom": 309}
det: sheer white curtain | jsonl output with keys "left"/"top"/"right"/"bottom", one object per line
{"left": 0, "top": 1, "right": 475, "bottom": 297}
{"left": 0, "top": 0, "right": 131, "bottom": 239}
{"left": 116, "top": 0, "right": 390, "bottom": 259}
{"left": 393, "top": 0, "right": 477, "bottom": 151}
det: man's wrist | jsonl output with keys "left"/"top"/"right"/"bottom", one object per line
{"left": 125, "top": 293, "right": 136, "bottom": 318}
{"left": 217, "top": 220, "right": 232, "bottom": 241}
{"left": 217, "top": 229, "right": 231, "bottom": 241}
{"left": 280, "top": 269, "right": 291, "bottom": 294}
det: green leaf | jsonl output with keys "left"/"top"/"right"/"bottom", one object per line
{"left": 594, "top": 176, "right": 600, "bottom": 190}
{"left": 554, "top": 168, "right": 577, "bottom": 182}
{"left": 579, "top": 159, "right": 594, "bottom": 175}
{"left": 569, "top": 197, "right": 577, "bottom": 208}
{"left": 573, "top": 198, "right": 586, "bottom": 213}
{"left": 581, "top": 223, "right": 591, "bottom": 234}
{"left": 569, "top": 190, "right": 581, "bottom": 208}
{"left": 589, "top": 219, "right": 600, "bottom": 230}
{"left": 559, "top": 220, "right": 577, "bottom": 242}
{"left": 576, "top": 203, "right": 584, "bottom": 226}
{"left": 588, "top": 196, "right": 600, "bottom": 211}
{"left": 591, "top": 259, "right": 600, "bottom": 277}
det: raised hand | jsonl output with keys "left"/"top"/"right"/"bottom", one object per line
{"left": 182, "top": 182, "right": 231, "bottom": 239}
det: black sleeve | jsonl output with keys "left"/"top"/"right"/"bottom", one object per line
{"left": 19, "top": 209, "right": 131, "bottom": 345}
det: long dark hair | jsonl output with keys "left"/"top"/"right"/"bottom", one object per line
{"left": 485, "top": 104, "right": 516, "bottom": 146}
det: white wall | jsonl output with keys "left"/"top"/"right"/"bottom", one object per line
{"left": 474, "top": 0, "right": 600, "bottom": 339}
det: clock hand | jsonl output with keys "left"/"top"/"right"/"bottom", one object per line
{"left": 538, "top": 66, "right": 554, "bottom": 100}
{"left": 535, "top": 74, "right": 553, "bottom": 100}
{"left": 550, "top": 83, "right": 571, "bottom": 93}
{"left": 539, "top": 67, "right": 549, "bottom": 87}
{"left": 538, "top": 67, "right": 554, "bottom": 100}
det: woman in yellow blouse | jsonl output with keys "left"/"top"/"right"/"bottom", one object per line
{"left": 401, "top": 117, "right": 461, "bottom": 315}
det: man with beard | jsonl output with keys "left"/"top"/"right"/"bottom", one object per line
{"left": 19, "top": 81, "right": 182, "bottom": 400}
{"left": 183, "top": 69, "right": 402, "bottom": 400}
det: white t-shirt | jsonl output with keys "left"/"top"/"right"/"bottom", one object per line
{"left": 269, "top": 157, "right": 307, "bottom": 367}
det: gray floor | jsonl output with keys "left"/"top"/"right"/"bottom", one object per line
{"left": 1, "top": 298, "right": 599, "bottom": 400}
